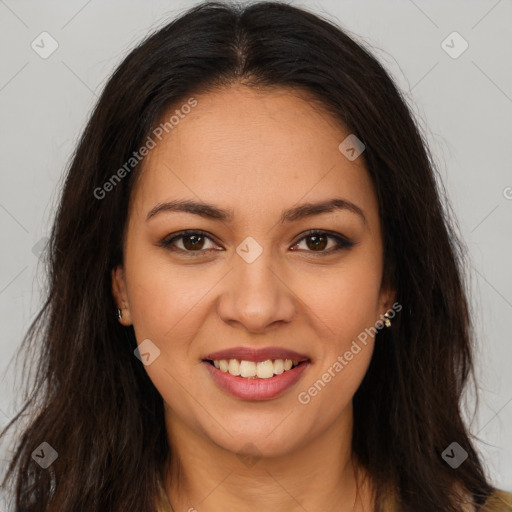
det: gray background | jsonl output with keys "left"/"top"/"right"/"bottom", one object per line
{"left": 1, "top": 0, "right": 511, "bottom": 503}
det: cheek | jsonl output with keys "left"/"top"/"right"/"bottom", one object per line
{"left": 296, "top": 252, "right": 383, "bottom": 341}
{"left": 297, "top": 284, "right": 378, "bottom": 416}
{"left": 293, "top": 252, "right": 382, "bottom": 400}
{"left": 123, "top": 253, "right": 209, "bottom": 420}
{"left": 124, "top": 241, "right": 212, "bottom": 341}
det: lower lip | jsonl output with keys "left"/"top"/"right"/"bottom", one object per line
{"left": 203, "top": 360, "right": 310, "bottom": 400}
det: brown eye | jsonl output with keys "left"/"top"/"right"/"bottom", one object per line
{"left": 304, "top": 234, "right": 329, "bottom": 251}
{"left": 292, "top": 230, "right": 356, "bottom": 254}
{"left": 181, "top": 233, "right": 206, "bottom": 251}
{"left": 160, "top": 230, "right": 219, "bottom": 255}
{"left": 160, "top": 229, "right": 355, "bottom": 257}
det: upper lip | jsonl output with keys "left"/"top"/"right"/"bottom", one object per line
{"left": 203, "top": 346, "right": 311, "bottom": 363}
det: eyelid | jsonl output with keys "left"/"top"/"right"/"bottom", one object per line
{"left": 291, "top": 229, "right": 356, "bottom": 254}
{"left": 159, "top": 229, "right": 220, "bottom": 254}
{"left": 159, "top": 229, "right": 355, "bottom": 255}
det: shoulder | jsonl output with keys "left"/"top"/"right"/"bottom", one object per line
{"left": 155, "top": 474, "right": 174, "bottom": 512}
{"left": 479, "top": 489, "right": 512, "bottom": 512}
{"left": 406, "top": 485, "right": 512, "bottom": 512}
{"left": 451, "top": 480, "right": 512, "bottom": 512}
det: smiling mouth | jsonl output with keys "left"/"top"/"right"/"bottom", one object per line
{"left": 204, "top": 358, "right": 308, "bottom": 379}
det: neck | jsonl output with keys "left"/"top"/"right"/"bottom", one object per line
{"left": 161, "top": 403, "right": 375, "bottom": 512}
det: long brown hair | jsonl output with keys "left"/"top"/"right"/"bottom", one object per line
{"left": 0, "top": 1, "right": 499, "bottom": 510}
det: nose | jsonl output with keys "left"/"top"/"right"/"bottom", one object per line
{"left": 216, "top": 247, "right": 296, "bottom": 334}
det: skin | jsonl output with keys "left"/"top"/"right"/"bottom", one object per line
{"left": 112, "top": 83, "right": 395, "bottom": 512}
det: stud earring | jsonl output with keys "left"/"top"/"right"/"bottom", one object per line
{"left": 116, "top": 308, "right": 123, "bottom": 321}
{"left": 383, "top": 312, "right": 391, "bottom": 328}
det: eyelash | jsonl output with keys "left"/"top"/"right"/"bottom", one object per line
{"left": 159, "top": 229, "right": 356, "bottom": 257}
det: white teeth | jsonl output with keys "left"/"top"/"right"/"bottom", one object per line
{"left": 273, "top": 359, "right": 284, "bottom": 375}
{"left": 228, "top": 359, "right": 240, "bottom": 376}
{"left": 212, "top": 358, "right": 302, "bottom": 378}
{"left": 256, "top": 360, "right": 274, "bottom": 379}
{"left": 240, "top": 360, "right": 256, "bottom": 377}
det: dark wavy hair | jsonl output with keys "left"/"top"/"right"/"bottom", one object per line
{"left": 0, "top": 1, "right": 500, "bottom": 511}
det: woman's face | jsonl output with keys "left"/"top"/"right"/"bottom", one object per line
{"left": 112, "top": 83, "right": 394, "bottom": 458}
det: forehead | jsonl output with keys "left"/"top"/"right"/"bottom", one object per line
{"left": 131, "top": 84, "right": 379, "bottom": 231}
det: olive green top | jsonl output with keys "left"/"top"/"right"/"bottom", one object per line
{"left": 156, "top": 483, "right": 512, "bottom": 511}
{"left": 483, "top": 490, "right": 512, "bottom": 511}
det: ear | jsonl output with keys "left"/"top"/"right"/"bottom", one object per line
{"left": 376, "top": 282, "right": 399, "bottom": 329}
{"left": 111, "top": 265, "right": 133, "bottom": 326}
{"left": 379, "top": 286, "right": 396, "bottom": 315}
{"left": 378, "top": 266, "right": 398, "bottom": 314}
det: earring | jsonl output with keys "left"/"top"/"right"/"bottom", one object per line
{"left": 116, "top": 308, "right": 123, "bottom": 321}
{"left": 383, "top": 312, "right": 391, "bottom": 328}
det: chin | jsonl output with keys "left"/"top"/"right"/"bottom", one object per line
{"left": 207, "top": 424, "right": 305, "bottom": 461}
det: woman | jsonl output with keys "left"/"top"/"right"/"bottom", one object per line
{"left": 1, "top": 1, "right": 510, "bottom": 511}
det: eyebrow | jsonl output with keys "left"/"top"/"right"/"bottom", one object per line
{"left": 146, "top": 197, "right": 367, "bottom": 225}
